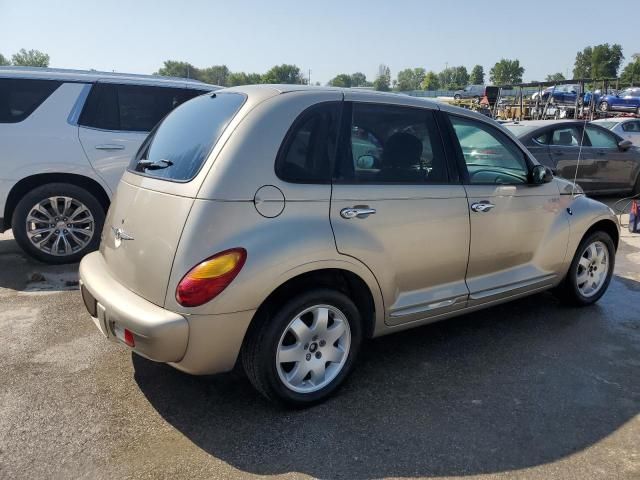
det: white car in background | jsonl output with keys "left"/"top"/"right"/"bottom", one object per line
{"left": 592, "top": 117, "right": 640, "bottom": 147}
{"left": 0, "top": 67, "right": 219, "bottom": 263}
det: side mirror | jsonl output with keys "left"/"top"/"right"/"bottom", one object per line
{"left": 531, "top": 165, "right": 554, "bottom": 184}
{"left": 356, "top": 154, "right": 375, "bottom": 169}
{"left": 618, "top": 139, "right": 633, "bottom": 151}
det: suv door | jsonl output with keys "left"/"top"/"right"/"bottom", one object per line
{"left": 330, "top": 101, "right": 470, "bottom": 326}
{"left": 445, "top": 113, "right": 568, "bottom": 305}
{"left": 78, "top": 83, "right": 205, "bottom": 193}
{"left": 583, "top": 124, "right": 636, "bottom": 192}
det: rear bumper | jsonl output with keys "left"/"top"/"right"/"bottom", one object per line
{"left": 79, "top": 251, "right": 255, "bottom": 374}
{"left": 79, "top": 252, "right": 189, "bottom": 363}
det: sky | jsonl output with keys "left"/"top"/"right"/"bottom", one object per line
{"left": 1, "top": 0, "right": 638, "bottom": 85}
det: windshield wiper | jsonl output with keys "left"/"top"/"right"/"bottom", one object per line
{"left": 137, "top": 159, "right": 174, "bottom": 171}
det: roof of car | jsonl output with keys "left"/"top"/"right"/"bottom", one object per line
{"left": 0, "top": 66, "right": 219, "bottom": 90}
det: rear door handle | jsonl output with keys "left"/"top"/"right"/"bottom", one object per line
{"left": 471, "top": 201, "right": 495, "bottom": 213}
{"left": 95, "top": 144, "right": 125, "bottom": 151}
{"left": 340, "top": 207, "right": 376, "bottom": 219}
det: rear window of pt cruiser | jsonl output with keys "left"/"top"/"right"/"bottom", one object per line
{"left": 129, "top": 92, "right": 246, "bottom": 182}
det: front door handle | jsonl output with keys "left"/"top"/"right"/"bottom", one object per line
{"left": 95, "top": 144, "right": 125, "bottom": 151}
{"left": 340, "top": 207, "right": 376, "bottom": 219}
{"left": 470, "top": 201, "right": 496, "bottom": 213}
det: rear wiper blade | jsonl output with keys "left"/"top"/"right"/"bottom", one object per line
{"left": 137, "top": 159, "right": 174, "bottom": 170}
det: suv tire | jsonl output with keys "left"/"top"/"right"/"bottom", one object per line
{"left": 554, "top": 231, "right": 615, "bottom": 306}
{"left": 242, "top": 288, "right": 363, "bottom": 407}
{"left": 11, "top": 183, "right": 105, "bottom": 264}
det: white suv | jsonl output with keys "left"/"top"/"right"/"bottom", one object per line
{"left": 0, "top": 67, "right": 218, "bottom": 263}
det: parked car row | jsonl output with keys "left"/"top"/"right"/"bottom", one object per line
{"left": 531, "top": 84, "right": 640, "bottom": 114}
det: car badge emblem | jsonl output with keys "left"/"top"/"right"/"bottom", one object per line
{"left": 111, "top": 226, "right": 134, "bottom": 248}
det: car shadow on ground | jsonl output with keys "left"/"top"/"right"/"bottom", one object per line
{"left": 0, "top": 234, "right": 79, "bottom": 292}
{"left": 133, "top": 276, "right": 640, "bottom": 479}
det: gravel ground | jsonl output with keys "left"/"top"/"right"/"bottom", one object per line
{"left": 0, "top": 199, "right": 639, "bottom": 480}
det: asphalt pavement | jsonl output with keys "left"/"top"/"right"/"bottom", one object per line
{"left": 1, "top": 201, "right": 639, "bottom": 480}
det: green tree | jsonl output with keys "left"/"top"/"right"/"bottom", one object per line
{"left": 438, "top": 66, "right": 469, "bottom": 90}
{"left": 350, "top": 72, "right": 368, "bottom": 87}
{"left": 0, "top": 53, "right": 10, "bottom": 66}
{"left": 396, "top": 67, "right": 426, "bottom": 91}
{"left": 573, "top": 44, "right": 624, "bottom": 79}
{"left": 620, "top": 54, "right": 640, "bottom": 85}
{"left": 545, "top": 72, "right": 566, "bottom": 82}
{"left": 156, "top": 60, "right": 199, "bottom": 79}
{"left": 420, "top": 71, "right": 440, "bottom": 90}
{"left": 469, "top": 65, "right": 485, "bottom": 84}
{"left": 200, "top": 65, "right": 230, "bottom": 86}
{"left": 489, "top": 59, "right": 524, "bottom": 85}
{"left": 227, "top": 71, "right": 262, "bottom": 86}
{"left": 11, "top": 49, "right": 49, "bottom": 67}
{"left": 262, "top": 64, "right": 305, "bottom": 84}
{"left": 373, "top": 64, "right": 391, "bottom": 91}
{"left": 329, "top": 73, "right": 352, "bottom": 87}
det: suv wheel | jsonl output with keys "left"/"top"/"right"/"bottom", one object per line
{"left": 554, "top": 231, "right": 615, "bottom": 306}
{"left": 453, "top": 94, "right": 461, "bottom": 100}
{"left": 11, "top": 183, "right": 105, "bottom": 264}
{"left": 599, "top": 101, "right": 609, "bottom": 112}
{"left": 242, "top": 288, "right": 362, "bottom": 407}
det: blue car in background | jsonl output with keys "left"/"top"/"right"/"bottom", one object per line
{"left": 598, "top": 87, "right": 640, "bottom": 114}
{"left": 531, "top": 84, "right": 581, "bottom": 105}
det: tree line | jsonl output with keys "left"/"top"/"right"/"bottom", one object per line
{"left": 2, "top": 44, "right": 639, "bottom": 91}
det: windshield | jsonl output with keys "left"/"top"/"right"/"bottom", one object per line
{"left": 129, "top": 92, "right": 246, "bottom": 182}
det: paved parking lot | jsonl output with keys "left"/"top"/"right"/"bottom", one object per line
{"left": 1, "top": 202, "right": 639, "bottom": 480}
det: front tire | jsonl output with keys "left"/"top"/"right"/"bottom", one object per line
{"left": 453, "top": 94, "right": 461, "bottom": 100}
{"left": 242, "top": 289, "right": 363, "bottom": 407}
{"left": 555, "top": 231, "right": 615, "bottom": 306}
{"left": 11, "top": 183, "right": 105, "bottom": 264}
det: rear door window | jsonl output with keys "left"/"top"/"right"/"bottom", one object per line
{"left": 79, "top": 83, "right": 207, "bottom": 132}
{"left": 550, "top": 126, "right": 583, "bottom": 146}
{"left": 275, "top": 102, "right": 340, "bottom": 183}
{"left": 0, "top": 78, "right": 61, "bottom": 123}
{"left": 129, "top": 92, "right": 245, "bottom": 181}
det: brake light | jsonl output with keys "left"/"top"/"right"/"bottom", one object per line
{"left": 176, "top": 248, "right": 247, "bottom": 307}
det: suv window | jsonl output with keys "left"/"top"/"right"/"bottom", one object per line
{"left": 0, "top": 78, "right": 61, "bottom": 123}
{"left": 129, "top": 92, "right": 245, "bottom": 181}
{"left": 79, "top": 83, "right": 206, "bottom": 132}
{"left": 449, "top": 115, "right": 528, "bottom": 184}
{"left": 335, "top": 103, "right": 447, "bottom": 184}
{"left": 585, "top": 125, "right": 618, "bottom": 148}
{"left": 275, "top": 102, "right": 340, "bottom": 183}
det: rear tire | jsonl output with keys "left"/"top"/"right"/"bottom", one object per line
{"left": 242, "top": 288, "right": 362, "bottom": 407}
{"left": 599, "top": 101, "right": 609, "bottom": 112}
{"left": 453, "top": 94, "right": 461, "bottom": 100}
{"left": 11, "top": 183, "right": 105, "bottom": 264}
{"left": 554, "top": 231, "right": 615, "bottom": 306}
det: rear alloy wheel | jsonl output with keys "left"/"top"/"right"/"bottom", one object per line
{"left": 11, "top": 183, "right": 105, "bottom": 264}
{"left": 242, "top": 289, "right": 362, "bottom": 407}
{"left": 599, "top": 101, "right": 609, "bottom": 112}
{"left": 454, "top": 94, "right": 461, "bottom": 100}
{"left": 555, "top": 231, "right": 615, "bottom": 306}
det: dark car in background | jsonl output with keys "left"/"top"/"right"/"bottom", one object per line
{"left": 598, "top": 87, "right": 640, "bottom": 114}
{"left": 504, "top": 120, "right": 640, "bottom": 195}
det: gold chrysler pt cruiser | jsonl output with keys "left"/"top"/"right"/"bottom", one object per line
{"left": 80, "top": 85, "right": 619, "bottom": 407}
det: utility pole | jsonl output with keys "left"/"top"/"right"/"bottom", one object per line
{"left": 308, "top": 69, "right": 311, "bottom": 86}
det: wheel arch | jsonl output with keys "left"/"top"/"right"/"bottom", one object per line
{"left": 244, "top": 267, "right": 382, "bottom": 349}
{"left": 3, "top": 173, "right": 111, "bottom": 231}
{"left": 583, "top": 218, "right": 619, "bottom": 251}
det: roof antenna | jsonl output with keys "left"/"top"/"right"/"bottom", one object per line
{"left": 571, "top": 86, "right": 590, "bottom": 198}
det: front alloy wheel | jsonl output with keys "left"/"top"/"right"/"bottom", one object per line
{"left": 243, "top": 288, "right": 362, "bottom": 407}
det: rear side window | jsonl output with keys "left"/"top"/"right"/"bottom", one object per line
{"left": 79, "top": 83, "right": 207, "bottom": 132}
{"left": 275, "top": 102, "right": 340, "bottom": 183}
{"left": 129, "top": 92, "right": 245, "bottom": 181}
{"left": 0, "top": 78, "right": 61, "bottom": 123}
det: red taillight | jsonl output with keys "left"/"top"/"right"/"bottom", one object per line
{"left": 176, "top": 248, "right": 247, "bottom": 307}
